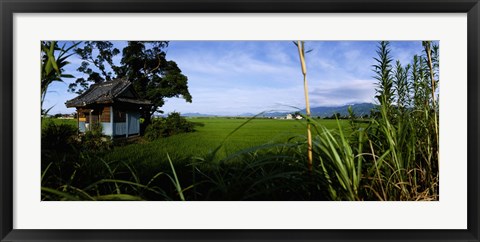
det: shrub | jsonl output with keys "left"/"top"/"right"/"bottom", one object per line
{"left": 41, "top": 121, "right": 80, "bottom": 186}
{"left": 145, "top": 112, "right": 197, "bottom": 141}
{"left": 80, "top": 123, "right": 113, "bottom": 152}
{"left": 41, "top": 121, "right": 78, "bottom": 153}
{"left": 144, "top": 119, "right": 167, "bottom": 141}
{"left": 41, "top": 121, "right": 114, "bottom": 195}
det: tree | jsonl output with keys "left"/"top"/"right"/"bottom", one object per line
{"left": 69, "top": 41, "right": 192, "bottom": 127}
{"left": 119, "top": 42, "right": 192, "bottom": 125}
{"left": 68, "top": 41, "right": 120, "bottom": 94}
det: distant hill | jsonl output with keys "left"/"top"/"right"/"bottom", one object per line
{"left": 179, "top": 103, "right": 376, "bottom": 118}
{"left": 265, "top": 103, "right": 376, "bottom": 118}
{"left": 307, "top": 103, "right": 376, "bottom": 118}
{"left": 181, "top": 112, "right": 217, "bottom": 117}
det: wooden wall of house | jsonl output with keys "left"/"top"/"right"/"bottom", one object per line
{"left": 76, "top": 105, "right": 141, "bottom": 137}
{"left": 77, "top": 106, "right": 111, "bottom": 123}
{"left": 76, "top": 106, "right": 113, "bottom": 135}
{"left": 77, "top": 108, "right": 87, "bottom": 122}
{"left": 101, "top": 106, "right": 111, "bottom": 122}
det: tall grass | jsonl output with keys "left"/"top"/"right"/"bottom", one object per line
{"left": 311, "top": 118, "right": 364, "bottom": 200}
{"left": 286, "top": 41, "right": 439, "bottom": 201}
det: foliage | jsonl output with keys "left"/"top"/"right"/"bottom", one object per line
{"left": 41, "top": 120, "right": 78, "bottom": 157}
{"left": 69, "top": 41, "right": 120, "bottom": 89}
{"left": 41, "top": 119, "right": 112, "bottom": 158}
{"left": 349, "top": 41, "right": 440, "bottom": 200}
{"left": 393, "top": 60, "right": 411, "bottom": 110}
{"left": 69, "top": 41, "right": 192, "bottom": 126}
{"left": 41, "top": 41, "right": 79, "bottom": 115}
{"left": 324, "top": 112, "right": 345, "bottom": 119}
{"left": 190, "top": 143, "right": 325, "bottom": 201}
{"left": 41, "top": 120, "right": 79, "bottom": 189}
{"left": 312, "top": 118, "right": 364, "bottom": 200}
{"left": 40, "top": 120, "right": 157, "bottom": 201}
{"left": 79, "top": 123, "right": 113, "bottom": 153}
{"left": 372, "top": 41, "right": 394, "bottom": 115}
{"left": 144, "top": 112, "right": 197, "bottom": 141}
{"left": 41, "top": 154, "right": 174, "bottom": 201}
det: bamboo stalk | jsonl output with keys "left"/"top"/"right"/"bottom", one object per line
{"left": 296, "top": 41, "right": 313, "bottom": 171}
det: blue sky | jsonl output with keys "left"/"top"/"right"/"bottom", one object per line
{"left": 43, "top": 41, "right": 426, "bottom": 116}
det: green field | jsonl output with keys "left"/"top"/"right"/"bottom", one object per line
{"left": 41, "top": 118, "right": 77, "bottom": 128}
{"left": 42, "top": 118, "right": 349, "bottom": 163}
{"left": 104, "top": 118, "right": 350, "bottom": 165}
{"left": 43, "top": 117, "right": 350, "bottom": 164}
{"left": 42, "top": 117, "right": 355, "bottom": 200}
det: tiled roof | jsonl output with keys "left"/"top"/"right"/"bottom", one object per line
{"left": 65, "top": 78, "right": 152, "bottom": 107}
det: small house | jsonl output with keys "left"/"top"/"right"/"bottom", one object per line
{"left": 65, "top": 78, "right": 152, "bottom": 137}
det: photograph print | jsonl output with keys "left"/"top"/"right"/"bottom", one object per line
{"left": 41, "top": 40, "right": 439, "bottom": 201}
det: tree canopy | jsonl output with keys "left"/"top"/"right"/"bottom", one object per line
{"left": 69, "top": 41, "right": 192, "bottom": 120}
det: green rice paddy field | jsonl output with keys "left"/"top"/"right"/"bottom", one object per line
{"left": 108, "top": 118, "right": 351, "bottom": 165}
{"left": 46, "top": 117, "right": 350, "bottom": 166}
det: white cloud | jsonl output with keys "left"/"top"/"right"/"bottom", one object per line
{"left": 308, "top": 79, "right": 376, "bottom": 107}
{"left": 172, "top": 48, "right": 297, "bottom": 78}
{"left": 162, "top": 86, "right": 305, "bottom": 115}
{"left": 162, "top": 78, "right": 376, "bottom": 115}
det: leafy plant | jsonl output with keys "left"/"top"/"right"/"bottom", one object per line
{"left": 144, "top": 112, "right": 199, "bottom": 141}
{"left": 80, "top": 123, "right": 113, "bottom": 152}
{"left": 41, "top": 41, "right": 80, "bottom": 115}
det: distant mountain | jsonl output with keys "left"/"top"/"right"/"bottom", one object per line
{"left": 265, "top": 103, "right": 376, "bottom": 118}
{"left": 179, "top": 103, "right": 376, "bottom": 118}
{"left": 238, "top": 112, "right": 256, "bottom": 117}
{"left": 308, "top": 103, "right": 376, "bottom": 117}
{"left": 181, "top": 112, "right": 217, "bottom": 117}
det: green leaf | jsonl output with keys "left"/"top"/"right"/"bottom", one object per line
{"left": 44, "top": 56, "right": 53, "bottom": 75}
{"left": 167, "top": 153, "right": 185, "bottom": 201}
{"left": 50, "top": 56, "right": 59, "bottom": 73}
{"left": 41, "top": 187, "right": 80, "bottom": 201}
{"left": 94, "top": 194, "right": 144, "bottom": 201}
{"left": 60, "top": 74, "right": 75, "bottom": 78}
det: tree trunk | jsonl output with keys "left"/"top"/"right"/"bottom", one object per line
{"left": 140, "top": 109, "right": 154, "bottom": 135}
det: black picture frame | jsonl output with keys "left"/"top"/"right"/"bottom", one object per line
{"left": 1, "top": 0, "right": 479, "bottom": 241}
